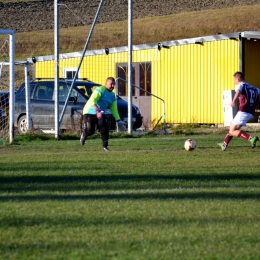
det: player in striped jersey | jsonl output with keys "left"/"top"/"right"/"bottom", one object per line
{"left": 218, "top": 72, "right": 260, "bottom": 151}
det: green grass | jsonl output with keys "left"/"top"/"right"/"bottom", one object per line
{"left": 1, "top": 134, "right": 260, "bottom": 259}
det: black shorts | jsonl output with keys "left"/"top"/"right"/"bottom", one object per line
{"left": 82, "top": 113, "right": 109, "bottom": 136}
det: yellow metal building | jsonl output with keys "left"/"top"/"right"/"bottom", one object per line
{"left": 30, "top": 30, "right": 260, "bottom": 126}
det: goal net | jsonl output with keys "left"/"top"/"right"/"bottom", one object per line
{"left": 0, "top": 30, "right": 15, "bottom": 144}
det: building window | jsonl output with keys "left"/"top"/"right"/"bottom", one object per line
{"left": 117, "top": 65, "right": 135, "bottom": 96}
{"left": 116, "top": 62, "right": 151, "bottom": 96}
{"left": 63, "top": 68, "right": 78, "bottom": 79}
{"left": 139, "top": 63, "right": 151, "bottom": 96}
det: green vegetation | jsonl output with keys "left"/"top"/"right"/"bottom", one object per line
{"left": 15, "top": 4, "right": 260, "bottom": 60}
{"left": 1, "top": 134, "right": 260, "bottom": 259}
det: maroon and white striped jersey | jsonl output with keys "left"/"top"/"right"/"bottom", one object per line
{"left": 235, "top": 82, "right": 260, "bottom": 115}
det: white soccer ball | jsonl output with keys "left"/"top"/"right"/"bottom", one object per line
{"left": 184, "top": 139, "right": 196, "bottom": 151}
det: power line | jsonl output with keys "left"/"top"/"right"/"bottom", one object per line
{"left": 58, "top": 4, "right": 86, "bottom": 25}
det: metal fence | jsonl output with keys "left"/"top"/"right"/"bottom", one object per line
{"left": 0, "top": 30, "right": 15, "bottom": 144}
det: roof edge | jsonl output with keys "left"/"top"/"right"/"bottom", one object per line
{"left": 28, "top": 30, "right": 260, "bottom": 63}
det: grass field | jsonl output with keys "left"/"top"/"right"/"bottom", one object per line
{"left": 1, "top": 133, "right": 260, "bottom": 259}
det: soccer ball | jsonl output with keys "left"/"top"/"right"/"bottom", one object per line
{"left": 184, "top": 139, "right": 196, "bottom": 151}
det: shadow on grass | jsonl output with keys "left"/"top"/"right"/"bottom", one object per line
{"left": 2, "top": 215, "right": 259, "bottom": 228}
{"left": 0, "top": 174, "right": 260, "bottom": 192}
{"left": 1, "top": 174, "right": 260, "bottom": 183}
{"left": 0, "top": 191, "right": 260, "bottom": 201}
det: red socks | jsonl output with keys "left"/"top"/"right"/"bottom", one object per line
{"left": 223, "top": 133, "right": 233, "bottom": 148}
{"left": 223, "top": 131, "right": 252, "bottom": 149}
{"left": 238, "top": 131, "right": 252, "bottom": 141}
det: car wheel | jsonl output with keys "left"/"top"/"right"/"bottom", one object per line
{"left": 18, "top": 115, "right": 28, "bottom": 134}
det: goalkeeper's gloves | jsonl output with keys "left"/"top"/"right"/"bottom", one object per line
{"left": 116, "top": 120, "right": 126, "bottom": 132}
{"left": 116, "top": 120, "right": 125, "bottom": 124}
{"left": 95, "top": 108, "right": 102, "bottom": 119}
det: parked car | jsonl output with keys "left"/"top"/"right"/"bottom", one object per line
{"left": 0, "top": 91, "right": 9, "bottom": 131}
{"left": 14, "top": 79, "right": 143, "bottom": 133}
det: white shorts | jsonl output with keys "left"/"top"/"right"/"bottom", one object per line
{"left": 231, "top": 111, "right": 253, "bottom": 126}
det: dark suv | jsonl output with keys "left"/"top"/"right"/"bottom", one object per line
{"left": 14, "top": 80, "right": 143, "bottom": 133}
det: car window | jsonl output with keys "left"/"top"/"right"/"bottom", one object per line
{"left": 17, "top": 83, "right": 35, "bottom": 99}
{"left": 59, "top": 83, "right": 86, "bottom": 103}
{"left": 77, "top": 85, "right": 89, "bottom": 97}
{"left": 33, "top": 83, "right": 54, "bottom": 100}
{"left": 59, "top": 83, "right": 69, "bottom": 102}
{"left": 74, "top": 82, "right": 101, "bottom": 98}
{"left": 72, "top": 88, "right": 87, "bottom": 103}
{"left": 87, "top": 85, "right": 100, "bottom": 96}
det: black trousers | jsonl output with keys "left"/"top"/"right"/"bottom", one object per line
{"left": 82, "top": 114, "right": 109, "bottom": 148}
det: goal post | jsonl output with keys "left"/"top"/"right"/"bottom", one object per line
{"left": 0, "top": 30, "right": 15, "bottom": 144}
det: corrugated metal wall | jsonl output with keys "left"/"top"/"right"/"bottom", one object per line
{"left": 35, "top": 38, "right": 240, "bottom": 125}
{"left": 244, "top": 39, "right": 260, "bottom": 122}
{"left": 158, "top": 39, "right": 240, "bottom": 124}
{"left": 36, "top": 60, "right": 55, "bottom": 79}
{"left": 244, "top": 39, "right": 260, "bottom": 88}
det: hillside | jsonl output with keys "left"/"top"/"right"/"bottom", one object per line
{"left": 1, "top": 0, "right": 260, "bottom": 61}
{"left": 1, "top": 0, "right": 260, "bottom": 33}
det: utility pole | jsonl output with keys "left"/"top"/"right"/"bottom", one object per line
{"left": 54, "top": 0, "right": 60, "bottom": 139}
{"left": 128, "top": 0, "right": 133, "bottom": 134}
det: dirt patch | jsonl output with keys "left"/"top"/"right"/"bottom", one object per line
{"left": 1, "top": 0, "right": 260, "bottom": 32}
{"left": 0, "top": 146, "right": 11, "bottom": 151}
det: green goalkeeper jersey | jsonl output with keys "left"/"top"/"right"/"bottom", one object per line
{"left": 83, "top": 86, "right": 120, "bottom": 121}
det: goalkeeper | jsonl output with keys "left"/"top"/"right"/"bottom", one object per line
{"left": 80, "top": 77, "right": 125, "bottom": 151}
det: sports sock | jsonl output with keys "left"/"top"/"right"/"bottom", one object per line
{"left": 102, "top": 137, "right": 108, "bottom": 148}
{"left": 223, "top": 133, "right": 233, "bottom": 148}
{"left": 238, "top": 131, "right": 252, "bottom": 141}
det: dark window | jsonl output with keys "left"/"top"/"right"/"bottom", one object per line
{"left": 33, "top": 83, "right": 54, "bottom": 100}
{"left": 59, "top": 83, "right": 87, "bottom": 103}
{"left": 19, "top": 88, "right": 25, "bottom": 99}
{"left": 59, "top": 83, "right": 69, "bottom": 102}
{"left": 66, "top": 71, "right": 77, "bottom": 79}
{"left": 117, "top": 65, "right": 135, "bottom": 96}
{"left": 139, "top": 63, "right": 151, "bottom": 96}
{"left": 59, "top": 83, "right": 81, "bottom": 102}
{"left": 18, "top": 83, "right": 35, "bottom": 99}
{"left": 116, "top": 62, "right": 151, "bottom": 96}
{"left": 75, "top": 90, "right": 86, "bottom": 103}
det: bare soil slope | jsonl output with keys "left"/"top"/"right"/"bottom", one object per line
{"left": 1, "top": 0, "right": 260, "bottom": 32}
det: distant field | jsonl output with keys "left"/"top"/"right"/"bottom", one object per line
{"left": 15, "top": 4, "right": 260, "bottom": 60}
{"left": 1, "top": 134, "right": 260, "bottom": 259}
{"left": 0, "top": 0, "right": 41, "bottom": 2}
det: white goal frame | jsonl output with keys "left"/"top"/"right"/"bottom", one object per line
{"left": 0, "top": 30, "right": 15, "bottom": 143}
